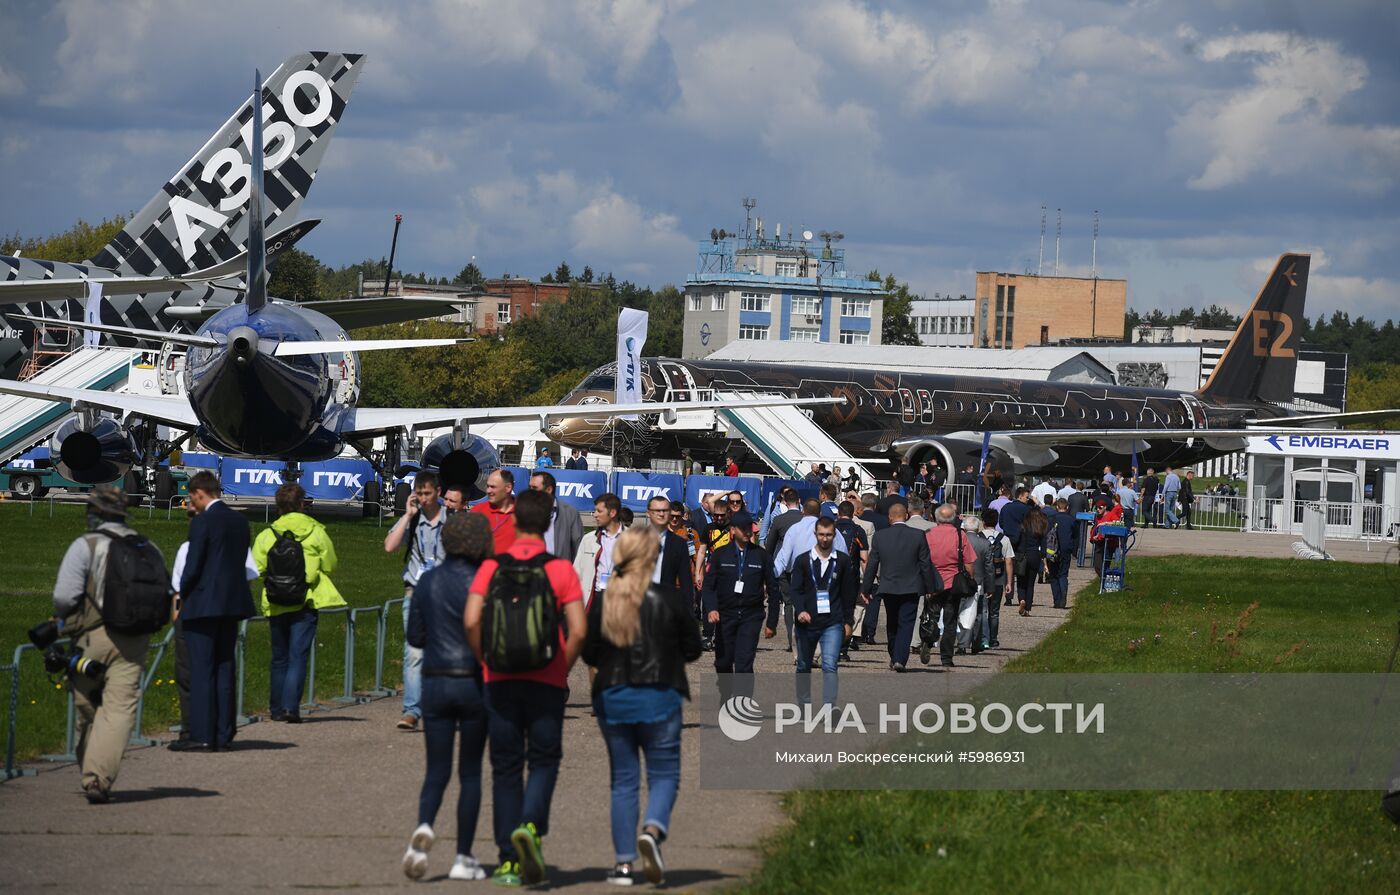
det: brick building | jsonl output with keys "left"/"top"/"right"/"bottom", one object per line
{"left": 393, "top": 277, "right": 579, "bottom": 335}
{"left": 974, "top": 272, "right": 1126, "bottom": 348}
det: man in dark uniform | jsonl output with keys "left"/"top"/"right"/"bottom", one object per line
{"left": 702, "top": 511, "right": 782, "bottom": 699}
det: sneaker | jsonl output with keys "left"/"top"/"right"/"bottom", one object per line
{"left": 637, "top": 831, "right": 665, "bottom": 885}
{"left": 402, "top": 823, "right": 433, "bottom": 880}
{"left": 511, "top": 822, "right": 546, "bottom": 884}
{"left": 397, "top": 714, "right": 420, "bottom": 731}
{"left": 606, "top": 862, "right": 636, "bottom": 886}
{"left": 83, "top": 783, "right": 111, "bottom": 804}
{"left": 918, "top": 640, "right": 931, "bottom": 665}
{"left": 492, "top": 861, "right": 522, "bottom": 887}
{"left": 890, "top": 661, "right": 906, "bottom": 673}
{"left": 701, "top": 635, "right": 714, "bottom": 652}
{"left": 450, "top": 854, "right": 487, "bottom": 881}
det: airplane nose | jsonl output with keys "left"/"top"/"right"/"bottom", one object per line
{"left": 229, "top": 326, "right": 259, "bottom": 366}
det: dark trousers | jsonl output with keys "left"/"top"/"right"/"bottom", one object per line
{"left": 268, "top": 607, "right": 318, "bottom": 717}
{"left": 485, "top": 680, "right": 567, "bottom": 863}
{"left": 421, "top": 675, "right": 488, "bottom": 857}
{"left": 920, "top": 592, "right": 957, "bottom": 663}
{"left": 1016, "top": 570, "right": 1038, "bottom": 610}
{"left": 987, "top": 583, "right": 1004, "bottom": 646}
{"left": 182, "top": 616, "right": 239, "bottom": 747}
{"left": 173, "top": 618, "right": 192, "bottom": 736}
{"left": 1048, "top": 556, "right": 1071, "bottom": 608}
{"left": 779, "top": 577, "right": 796, "bottom": 650}
{"left": 714, "top": 606, "right": 765, "bottom": 675}
{"left": 882, "top": 593, "right": 920, "bottom": 666}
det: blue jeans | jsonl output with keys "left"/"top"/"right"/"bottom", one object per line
{"left": 596, "top": 703, "right": 682, "bottom": 863}
{"left": 268, "top": 607, "right": 318, "bottom": 717}
{"left": 795, "top": 622, "right": 843, "bottom": 706}
{"left": 1163, "top": 491, "right": 1179, "bottom": 526}
{"left": 485, "top": 680, "right": 567, "bottom": 863}
{"left": 402, "top": 590, "right": 422, "bottom": 718}
{"left": 420, "top": 676, "right": 488, "bottom": 857}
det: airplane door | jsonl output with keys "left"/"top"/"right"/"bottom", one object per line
{"left": 656, "top": 361, "right": 695, "bottom": 401}
{"left": 1180, "top": 395, "right": 1208, "bottom": 429}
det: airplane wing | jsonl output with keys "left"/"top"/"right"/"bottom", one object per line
{"left": 0, "top": 219, "right": 318, "bottom": 304}
{"left": 5, "top": 313, "right": 218, "bottom": 348}
{"left": 164, "top": 296, "right": 470, "bottom": 329}
{"left": 0, "top": 379, "right": 198, "bottom": 428}
{"left": 344, "top": 396, "right": 844, "bottom": 437}
{"left": 1260, "top": 408, "right": 1400, "bottom": 426}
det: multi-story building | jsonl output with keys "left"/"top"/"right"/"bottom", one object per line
{"left": 392, "top": 277, "right": 578, "bottom": 335}
{"left": 682, "top": 228, "right": 885, "bottom": 359}
{"left": 910, "top": 295, "right": 976, "bottom": 347}
{"left": 974, "top": 272, "right": 1126, "bottom": 348}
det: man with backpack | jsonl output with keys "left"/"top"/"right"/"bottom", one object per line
{"left": 464, "top": 489, "right": 588, "bottom": 887}
{"left": 253, "top": 483, "right": 345, "bottom": 723}
{"left": 980, "top": 508, "right": 1014, "bottom": 649}
{"left": 384, "top": 470, "right": 449, "bottom": 732}
{"left": 178, "top": 470, "right": 255, "bottom": 752}
{"left": 51, "top": 484, "right": 171, "bottom": 801}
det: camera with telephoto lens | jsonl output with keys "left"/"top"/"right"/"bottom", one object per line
{"left": 28, "top": 620, "right": 107, "bottom": 683}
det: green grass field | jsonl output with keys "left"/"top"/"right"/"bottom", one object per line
{"left": 0, "top": 501, "right": 409, "bottom": 761}
{"left": 740, "top": 555, "right": 1400, "bottom": 894}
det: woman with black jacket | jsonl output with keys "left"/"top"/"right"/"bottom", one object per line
{"left": 583, "top": 526, "right": 704, "bottom": 886}
{"left": 1016, "top": 505, "right": 1050, "bottom": 616}
{"left": 401, "top": 512, "right": 494, "bottom": 882}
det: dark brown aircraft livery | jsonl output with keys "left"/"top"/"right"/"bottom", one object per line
{"left": 551, "top": 253, "right": 1383, "bottom": 477}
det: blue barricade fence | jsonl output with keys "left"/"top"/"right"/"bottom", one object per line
{"left": 615, "top": 471, "right": 684, "bottom": 512}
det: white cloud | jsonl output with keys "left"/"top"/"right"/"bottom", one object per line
{"left": 570, "top": 190, "right": 691, "bottom": 273}
{"left": 1173, "top": 31, "right": 1400, "bottom": 192}
{"left": 0, "top": 61, "right": 22, "bottom": 97}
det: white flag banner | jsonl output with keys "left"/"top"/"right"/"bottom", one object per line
{"left": 616, "top": 307, "right": 649, "bottom": 420}
{"left": 83, "top": 281, "right": 103, "bottom": 348}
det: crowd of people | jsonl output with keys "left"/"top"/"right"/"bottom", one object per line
{"left": 45, "top": 458, "right": 1204, "bottom": 884}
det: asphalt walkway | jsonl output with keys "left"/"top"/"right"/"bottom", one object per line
{"left": 0, "top": 565, "right": 1094, "bottom": 892}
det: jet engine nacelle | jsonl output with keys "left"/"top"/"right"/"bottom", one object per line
{"left": 895, "top": 435, "right": 1015, "bottom": 480}
{"left": 49, "top": 415, "right": 139, "bottom": 485}
{"left": 418, "top": 433, "right": 500, "bottom": 501}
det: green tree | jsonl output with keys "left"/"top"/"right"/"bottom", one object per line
{"left": 866, "top": 271, "right": 921, "bottom": 346}
{"left": 453, "top": 262, "right": 484, "bottom": 286}
{"left": 268, "top": 247, "right": 325, "bottom": 301}
{"left": 553, "top": 261, "right": 572, "bottom": 283}
{"left": 2, "top": 216, "right": 129, "bottom": 262}
{"left": 1346, "top": 363, "right": 1400, "bottom": 426}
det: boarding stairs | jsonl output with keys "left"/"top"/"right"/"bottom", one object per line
{"left": 714, "top": 390, "right": 874, "bottom": 482}
{"left": 0, "top": 346, "right": 139, "bottom": 466}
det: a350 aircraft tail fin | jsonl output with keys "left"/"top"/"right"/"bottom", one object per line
{"left": 1196, "top": 252, "right": 1309, "bottom": 406}
{"left": 86, "top": 51, "right": 363, "bottom": 278}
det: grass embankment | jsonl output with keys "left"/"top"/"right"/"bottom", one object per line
{"left": 742, "top": 555, "right": 1400, "bottom": 894}
{"left": 0, "top": 502, "right": 407, "bottom": 760}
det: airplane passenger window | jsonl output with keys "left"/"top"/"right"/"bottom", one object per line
{"left": 957, "top": 401, "right": 964, "bottom": 411}
{"left": 940, "top": 400, "right": 948, "bottom": 411}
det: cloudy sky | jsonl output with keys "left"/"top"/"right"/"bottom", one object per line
{"left": 2, "top": 0, "right": 1397, "bottom": 319}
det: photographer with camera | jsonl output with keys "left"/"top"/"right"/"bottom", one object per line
{"left": 46, "top": 484, "right": 171, "bottom": 803}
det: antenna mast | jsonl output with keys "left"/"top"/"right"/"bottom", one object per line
{"left": 742, "top": 197, "right": 756, "bottom": 245}
{"left": 1091, "top": 209, "right": 1100, "bottom": 278}
{"left": 1054, "top": 208, "right": 1062, "bottom": 277}
{"left": 1038, "top": 204, "right": 1046, "bottom": 276}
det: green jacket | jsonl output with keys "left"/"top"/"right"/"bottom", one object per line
{"left": 252, "top": 512, "right": 345, "bottom": 617}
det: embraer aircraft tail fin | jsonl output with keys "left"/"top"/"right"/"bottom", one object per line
{"left": 1196, "top": 252, "right": 1309, "bottom": 405}
{"left": 86, "top": 51, "right": 363, "bottom": 278}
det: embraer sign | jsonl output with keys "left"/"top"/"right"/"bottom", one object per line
{"left": 1249, "top": 434, "right": 1400, "bottom": 460}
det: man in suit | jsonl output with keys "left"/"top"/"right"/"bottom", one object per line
{"left": 860, "top": 503, "right": 940, "bottom": 672}
{"left": 174, "top": 471, "right": 255, "bottom": 751}
{"left": 530, "top": 471, "right": 583, "bottom": 561}
{"left": 702, "top": 512, "right": 782, "bottom": 698}
{"left": 640, "top": 495, "right": 697, "bottom": 608}
{"left": 788, "top": 517, "right": 858, "bottom": 706}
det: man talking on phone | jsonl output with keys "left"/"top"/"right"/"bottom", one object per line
{"left": 384, "top": 471, "right": 447, "bottom": 731}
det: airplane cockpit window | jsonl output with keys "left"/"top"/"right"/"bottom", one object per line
{"left": 584, "top": 373, "right": 615, "bottom": 391}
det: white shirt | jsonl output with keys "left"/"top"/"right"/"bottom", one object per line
{"left": 774, "top": 516, "right": 848, "bottom": 576}
{"left": 1056, "top": 484, "right": 1078, "bottom": 501}
{"left": 172, "top": 541, "right": 259, "bottom": 594}
{"left": 1032, "top": 482, "right": 1057, "bottom": 507}
{"left": 594, "top": 526, "right": 621, "bottom": 592}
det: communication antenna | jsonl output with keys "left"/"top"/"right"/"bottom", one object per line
{"left": 802, "top": 229, "right": 813, "bottom": 241}
{"left": 1054, "top": 208, "right": 1062, "bottom": 277}
{"left": 742, "top": 197, "right": 756, "bottom": 243}
{"left": 1038, "top": 204, "right": 1046, "bottom": 276}
{"left": 1091, "top": 209, "right": 1100, "bottom": 278}
{"left": 776, "top": 222, "right": 781, "bottom": 240}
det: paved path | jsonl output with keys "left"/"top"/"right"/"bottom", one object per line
{"left": 0, "top": 566, "right": 1093, "bottom": 892}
